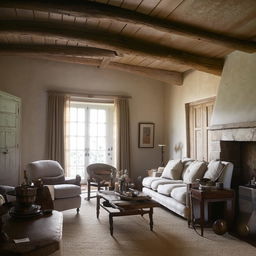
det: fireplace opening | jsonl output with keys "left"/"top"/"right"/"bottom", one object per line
{"left": 220, "top": 141, "right": 256, "bottom": 189}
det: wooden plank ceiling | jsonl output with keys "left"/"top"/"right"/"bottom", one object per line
{"left": 0, "top": 0, "right": 255, "bottom": 85}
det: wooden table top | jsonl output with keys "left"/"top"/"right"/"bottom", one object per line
{"left": 0, "top": 210, "right": 63, "bottom": 256}
{"left": 98, "top": 191, "right": 159, "bottom": 211}
{"left": 191, "top": 188, "right": 235, "bottom": 200}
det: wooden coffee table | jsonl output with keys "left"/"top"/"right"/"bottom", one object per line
{"left": 97, "top": 191, "right": 159, "bottom": 235}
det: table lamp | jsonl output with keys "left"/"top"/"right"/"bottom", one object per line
{"left": 158, "top": 144, "right": 166, "bottom": 167}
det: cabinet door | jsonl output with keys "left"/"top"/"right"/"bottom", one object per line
{"left": 0, "top": 91, "right": 21, "bottom": 186}
{"left": 189, "top": 99, "right": 214, "bottom": 161}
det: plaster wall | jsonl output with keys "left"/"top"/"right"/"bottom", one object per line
{"left": 0, "top": 56, "right": 165, "bottom": 180}
{"left": 164, "top": 70, "right": 220, "bottom": 160}
{"left": 212, "top": 51, "right": 256, "bottom": 125}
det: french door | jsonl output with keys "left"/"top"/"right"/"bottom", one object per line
{"left": 65, "top": 101, "right": 114, "bottom": 181}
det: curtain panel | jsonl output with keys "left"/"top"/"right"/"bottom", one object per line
{"left": 47, "top": 93, "right": 69, "bottom": 170}
{"left": 114, "top": 98, "right": 131, "bottom": 173}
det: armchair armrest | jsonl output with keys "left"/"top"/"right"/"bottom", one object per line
{"left": 41, "top": 175, "right": 65, "bottom": 185}
{"left": 64, "top": 175, "right": 81, "bottom": 186}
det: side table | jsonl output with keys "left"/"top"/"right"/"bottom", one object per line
{"left": 190, "top": 188, "right": 235, "bottom": 236}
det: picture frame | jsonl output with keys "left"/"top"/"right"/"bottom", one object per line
{"left": 138, "top": 123, "right": 155, "bottom": 148}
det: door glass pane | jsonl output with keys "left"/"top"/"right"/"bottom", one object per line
{"left": 77, "top": 123, "right": 85, "bottom": 136}
{"left": 90, "top": 109, "right": 98, "bottom": 123}
{"left": 70, "top": 137, "right": 76, "bottom": 150}
{"left": 70, "top": 123, "right": 77, "bottom": 136}
{"left": 70, "top": 108, "right": 77, "bottom": 122}
{"left": 97, "top": 137, "right": 106, "bottom": 150}
{"left": 89, "top": 137, "right": 97, "bottom": 150}
{"left": 77, "top": 108, "right": 85, "bottom": 122}
{"left": 66, "top": 101, "right": 114, "bottom": 181}
{"left": 77, "top": 137, "right": 85, "bottom": 150}
{"left": 98, "top": 124, "right": 106, "bottom": 136}
{"left": 98, "top": 110, "right": 106, "bottom": 123}
{"left": 89, "top": 123, "right": 97, "bottom": 136}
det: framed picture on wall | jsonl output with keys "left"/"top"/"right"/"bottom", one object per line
{"left": 138, "top": 123, "right": 155, "bottom": 148}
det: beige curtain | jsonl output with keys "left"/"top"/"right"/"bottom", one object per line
{"left": 47, "top": 93, "right": 69, "bottom": 170}
{"left": 114, "top": 98, "right": 130, "bottom": 173}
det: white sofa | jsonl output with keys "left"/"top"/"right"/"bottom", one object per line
{"left": 142, "top": 159, "right": 234, "bottom": 219}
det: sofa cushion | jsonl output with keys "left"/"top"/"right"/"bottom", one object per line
{"left": 203, "top": 160, "right": 225, "bottom": 181}
{"left": 171, "top": 187, "right": 187, "bottom": 204}
{"left": 181, "top": 159, "right": 194, "bottom": 179}
{"left": 54, "top": 184, "right": 81, "bottom": 199}
{"left": 157, "top": 183, "right": 186, "bottom": 196}
{"left": 151, "top": 179, "right": 183, "bottom": 191}
{"left": 183, "top": 161, "right": 207, "bottom": 184}
{"left": 142, "top": 177, "right": 163, "bottom": 188}
{"left": 161, "top": 159, "right": 183, "bottom": 180}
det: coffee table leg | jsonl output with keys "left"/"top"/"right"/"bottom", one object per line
{"left": 149, "top": 208, "right": 153, "bottom": 231}
{"left": 109, "top": 214, "right": 113, "bottom": 236}
{"left": 96, "top": 195, "right": 100, "bottom": 218}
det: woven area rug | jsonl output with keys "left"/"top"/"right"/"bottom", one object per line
{"left": 57, "top": 195, "right": 255, "bottom": 256}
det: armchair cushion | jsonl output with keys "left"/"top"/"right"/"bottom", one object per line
{"left": 161, "top": 159, "right": 183, "bottom": 180}
{"left": 54, "top": 184, "right": 81, "bottom": 199}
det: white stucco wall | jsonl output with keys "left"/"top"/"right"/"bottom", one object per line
{"left": 212, "top": 51, "right": 256, "bottom": 125}
{"left": 164, "top": 70, "right": 220, "bottom": 160}
{"left": 0, "top": 56, "right": 165, "bottom": 179}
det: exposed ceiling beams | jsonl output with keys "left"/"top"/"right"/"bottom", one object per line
{"left": 0, "top": 0, "right": 255, "bottom": 53}
{"left": 34, "top": 55, "right": 183, "bottom": 85}
{"left": 0, "top": 21, "right": 224, "bottom": 75}
{"left": 0, "top": 44, "right": 119, "bottom": 58}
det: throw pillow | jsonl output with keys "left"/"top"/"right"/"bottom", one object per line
{"left": 183, "top": 161, "right": 207, "bottom": 184}
{"left": 161, "top": 159, "right": 183, "bottom": 180}
{"left": 203, "top": 160, "right": 225, "bottom": 181}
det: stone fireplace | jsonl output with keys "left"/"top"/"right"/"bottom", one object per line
{"left": 209, "top": 126, "right": 256, "bottom": 189}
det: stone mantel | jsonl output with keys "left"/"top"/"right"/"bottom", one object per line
{"left": 209, "top": 125, "right": 256, "bottom": 161}
{"left": 210, "top": 121, "right": 256, "bottom": 131}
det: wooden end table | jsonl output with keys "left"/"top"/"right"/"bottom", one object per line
{"left": 190, "top": 188, "right": 235, "bottom": 236}
{"left": 97, "top": 191, "right": 159, "bottom": 236}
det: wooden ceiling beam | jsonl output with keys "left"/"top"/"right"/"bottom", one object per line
{"left": 0, "top": 44, "right": 119, "bottom": 57}
{"left": 0, "top": 0, "right": 255, "bottom": 53}
{"left": 27, "top": 55, "right": 183, "bottom": 85}
{"left": 0, "top": 21, "right": 224, "bottom": 75}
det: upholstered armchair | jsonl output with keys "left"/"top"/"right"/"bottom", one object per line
{"left": 27, "top": 160, "right": 81, "bottom": 212}
{"left": 86, "top": 163, "right": 116, "bottom": 201}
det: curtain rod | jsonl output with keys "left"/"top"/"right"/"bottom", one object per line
{"left": 47, "top": 90, "right": 132, "bottom": 99}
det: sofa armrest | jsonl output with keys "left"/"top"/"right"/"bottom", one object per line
{"left": 64, "top": 175, "right": 81, "bottom": 186}
{"left": 186, "top": 183, "right": 192, "bottom": 209}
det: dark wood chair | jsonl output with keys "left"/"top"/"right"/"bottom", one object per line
{"left": 86, "top": 163, "right": 116, "bottom": 201}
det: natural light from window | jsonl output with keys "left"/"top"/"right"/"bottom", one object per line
{"left": 65, "top": 101, "right": 114, "bottom": 181}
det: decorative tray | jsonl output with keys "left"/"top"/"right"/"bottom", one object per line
{"left": 115, "top": 192, "right": 150, "bottom": 201}
{"left": 199, "top": 184, "right": 217, "bottom": 190}
{"left": 9, "top": 204, "right": 42, "bottom": 218}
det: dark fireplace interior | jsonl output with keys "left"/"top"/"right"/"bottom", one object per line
{"left": 220, "top": 141, "right": 256, "bottom": 189}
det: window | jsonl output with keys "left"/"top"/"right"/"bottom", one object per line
{"left": 65, "top": 101, "right": 115, "bottom": 181}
